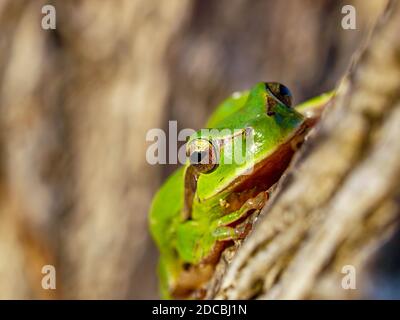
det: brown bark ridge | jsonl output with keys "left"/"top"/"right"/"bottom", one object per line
{"left": 211, "top": 0, "right": 400, "bottom": 299}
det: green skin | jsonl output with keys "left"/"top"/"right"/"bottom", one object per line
{"left": 149, "top": 82, "right": 333, "bottom": 299}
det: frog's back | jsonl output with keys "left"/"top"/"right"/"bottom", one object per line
{"left": 149, "top": 167, "right": 184, "bottom": 253}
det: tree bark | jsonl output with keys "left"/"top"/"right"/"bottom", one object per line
{"left": 0, "top": 0, "right": 392, "bottom": 299}
{"left": 213, "top": 0, "right": 400, "bottom": 299}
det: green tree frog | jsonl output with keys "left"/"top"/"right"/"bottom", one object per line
{"left": 149, "top": 82, "right": 333, "bottom": 299}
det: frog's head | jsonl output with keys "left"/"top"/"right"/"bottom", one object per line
{"left": 184, "top": 82, "right": 305, "bottom": 210}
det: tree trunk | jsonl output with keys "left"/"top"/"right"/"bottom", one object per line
{"left": 213, "top": 0, "right": 400, "bottom": 299}
{"left": 0, "top": 0, "right": 393, "bottom": 299}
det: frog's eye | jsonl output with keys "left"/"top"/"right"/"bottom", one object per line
{"left": 186, "top": 139, "right": 218, "bottom": 174}
{"left": 265, "top": 82, "right": 293, "bottom": 108}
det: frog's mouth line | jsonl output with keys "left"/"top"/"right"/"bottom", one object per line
{"left": 218, "top": 121, "right": 309, "bottom": 197}
{"left": 182, "top": 121, "right": 310, "bottom": 221}
{"left": 207, "top": 125, "right": 307, "bottom": 221}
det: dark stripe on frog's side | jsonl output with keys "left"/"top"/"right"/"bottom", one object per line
{"left": 182, "top": 165, "right": 198, "bottom": 221}
{"left": 182, "top": 127, "right": 250, "bottom": 221}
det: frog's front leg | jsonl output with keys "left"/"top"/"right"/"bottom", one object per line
{"left": 212, "top": 191, "right": 268, "bottom": 241}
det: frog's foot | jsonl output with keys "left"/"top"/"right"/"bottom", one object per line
{"left": 212, "top": 191, "right": 268, "bottom": 241}
{"left": 171, "top": 263, "right": 214, "bottom": 299}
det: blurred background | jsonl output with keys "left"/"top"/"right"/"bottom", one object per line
{"left": 0, "top": 0, "right": 387, "bottom": 299}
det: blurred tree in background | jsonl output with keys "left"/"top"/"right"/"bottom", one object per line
{"left": 0, "top": 0, "right": 387, "bottom": 298}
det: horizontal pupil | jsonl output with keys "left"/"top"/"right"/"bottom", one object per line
{"left": 190, "top": 151, "right": 208, "bottom": 164}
